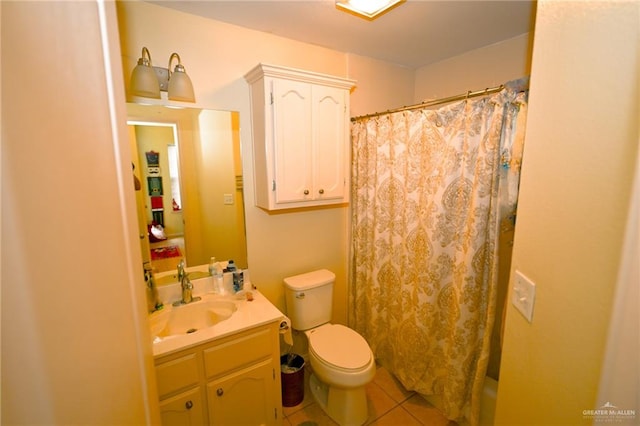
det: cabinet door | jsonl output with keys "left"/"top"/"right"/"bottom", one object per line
{"left": 312, "top": 85, "right": 348, "bottom": 201}
{"left": 207, "top": 359, "right": 278, "bottom": 426}
{"left": 159, "top": 387, "right": 206, "bottom": 426}
{"left": 272, "top": 78, "right": 312, "bottom": 204}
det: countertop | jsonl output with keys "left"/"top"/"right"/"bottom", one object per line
{"left": 149, "top": 278, "right": 286, "bottom": 357}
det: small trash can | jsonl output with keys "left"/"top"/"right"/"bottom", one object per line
{"left": 280, "top": 354, "right": 305, "bottom": 407}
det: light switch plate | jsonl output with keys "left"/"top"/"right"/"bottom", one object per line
{"left": 223, "top": 194, "right": 234, "bottom": 205}
{"left": 512, "top": 270, "right": 536, "bottom": 322}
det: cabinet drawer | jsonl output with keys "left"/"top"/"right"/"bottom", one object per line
{"left": 156, "top": 353, "right": 200, "bottom": 398}
{"left": 203, "top": 327, "right": 272, "bottom": 378}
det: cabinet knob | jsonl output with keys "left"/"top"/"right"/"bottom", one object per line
{"left": 303, "top": 189, "right": 309, "bottom": 195}
{"left": 216, "top": 388, "right": 224, "bottom": 396}
{"left": 185, "top": 400, "right": 193, "bottom": 410}
{"left": 318, "top": 189, "right": 325, "bottom": 194}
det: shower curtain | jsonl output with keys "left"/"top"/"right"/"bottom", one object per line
{"left": 349, "top": 83, "right": 527, "bottom": 425}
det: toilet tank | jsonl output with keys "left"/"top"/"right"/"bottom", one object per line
{"left": 283, "top": 269, "right": 335, "bottom": 331}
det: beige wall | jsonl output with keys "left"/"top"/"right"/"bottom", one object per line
{"left": 414, "top": 33, "right": 533, "bottom": 102}
{"left": 1, "top": 1, "right": 158, "bottom": 423}
{"left": 495, "top": 1, "right": 639, "bottom": 423}
{"left": 116, "top": 1, "right": 415, "bottom": 322}
{"left": 347, "top": 53, "right": 415, "bottom": 116}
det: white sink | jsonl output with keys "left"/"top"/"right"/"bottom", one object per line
{"left": 149, "top": 298, "right": 237, "bottom": 339}
{"left": 149, "top": 289, "right": 286, "bottom": 358}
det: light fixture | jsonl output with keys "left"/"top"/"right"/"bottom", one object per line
{"left": 129, "top": 47, "right": 160, "bottom": 99}
{"left": 167, "top": 53, "right": 195, "bottom": 102}
{"left": 335, "top": 0, "right": 405, "bottom": 20}
{"left": 129, "top": 47, "right": 195, "bottom": 103}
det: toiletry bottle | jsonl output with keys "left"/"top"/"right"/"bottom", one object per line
{"left": 227, "top": 260, "right": 242, "bottom": 293}
{"left": 234, "top": 269, "right": 244, "bottom": 293}
{"left": 214, "top": 262, "right": 224, "bottom": 294}
{"left": 208, "top": 257, "right": 216, "bottom": 276}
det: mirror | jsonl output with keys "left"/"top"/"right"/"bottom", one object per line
{"left": 127, "top": 103, "right": 247, "bottom": 282}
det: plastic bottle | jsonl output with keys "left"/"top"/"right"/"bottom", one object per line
{"left": 213, "top": 262, "right": 224, "bottom": 294}
{"left": 226, "top": 260, "right": 243, "bottom": 293}
{"left": 208, "top": 257, "right": 217, "bottom": 276}
{"left": 234, "top": 270, "right": 244, "bottom": 293}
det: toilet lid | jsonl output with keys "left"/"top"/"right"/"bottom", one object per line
{"left": 309, "top": 324, "right": 371, "bottom": 370}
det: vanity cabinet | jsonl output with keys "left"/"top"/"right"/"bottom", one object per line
{"left": 154, "top": 322, "right": 282, "bottom": 425}
{"left": 245, "top": 64, "right": 356, "bottom": 210}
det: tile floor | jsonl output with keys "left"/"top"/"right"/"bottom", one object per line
{"left": 282, "top": 364, "right": 457, "bottom": 426}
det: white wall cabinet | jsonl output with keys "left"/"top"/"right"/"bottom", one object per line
{"left": 245, "top": 64, "right": 356, "bottom": 210}
{"left": 154, "top": 322, "right": 282, "bottom": 425}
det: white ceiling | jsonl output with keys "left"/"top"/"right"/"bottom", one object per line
{"left": 149, "top": 0, "right": 536, "bottom": 69}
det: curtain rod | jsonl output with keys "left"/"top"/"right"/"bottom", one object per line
{"left": 350, "top": 84, "right": 505, "bottom": 122}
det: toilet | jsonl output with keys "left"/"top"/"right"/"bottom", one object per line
{"left": 284, "top": 269, "right": 375, "bottom": 426}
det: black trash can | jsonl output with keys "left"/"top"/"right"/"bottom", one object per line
{"left": 280, "top": 354, "right": 305, "bottom": 407}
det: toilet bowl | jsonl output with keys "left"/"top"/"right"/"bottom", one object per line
{"left": 284, "top": 270, "right": 375, "bottom": 425}
{"left": 305, "top": 324, "right": 375, "bottom": 426}
{"left": 306, "top": 324, "right": 376, "bottom": 388}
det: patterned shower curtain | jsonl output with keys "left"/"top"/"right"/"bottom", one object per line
{"left": 349, "top": 85, "right": 527, "bottom": 425}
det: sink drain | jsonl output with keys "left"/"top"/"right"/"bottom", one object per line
{"left": 186, "top": 328, "right": 198, "bottom": 334}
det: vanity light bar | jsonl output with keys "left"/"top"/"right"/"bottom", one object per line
{"left": 130, "top": 47, "right": 195, "bottom": 102}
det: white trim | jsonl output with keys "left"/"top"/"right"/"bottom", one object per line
{"left": 97, "top": 0, "right": 157, "bottom": 423}
{"left": 244, "top": 63, "right": 356, "bottom": 90}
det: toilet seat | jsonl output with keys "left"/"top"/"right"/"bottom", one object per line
{"left": 308, "top": 324, "right": 372, "bottom": 371}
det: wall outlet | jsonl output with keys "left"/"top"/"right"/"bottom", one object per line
{"left": 512, "top": 270, "right": 536, "bottom": 322}
{"left": 223, "top": 194, "right": 234, "bottom": 205}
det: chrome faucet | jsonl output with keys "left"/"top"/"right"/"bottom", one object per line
{"left": 181, "top": 273, "right": 193, "bottom": 304}
{"left": 173, "top": 272, "right": 201, "bottom": 306}
{"left": 143, "top": 262, "right": 160, "bottom": 313}
{"left": 177, "top": 259, "right": 186, "bottom": 283}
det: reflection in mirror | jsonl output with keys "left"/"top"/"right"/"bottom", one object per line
{"left": 127, "top": 104, "right": 247, "bottom": 284}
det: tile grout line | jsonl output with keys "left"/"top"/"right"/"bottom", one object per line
{"left": 365, "top": 381, "right": 402, "bottom": 424}
{"left": 400, "top": 402, "right": 428, "bottom": 426}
